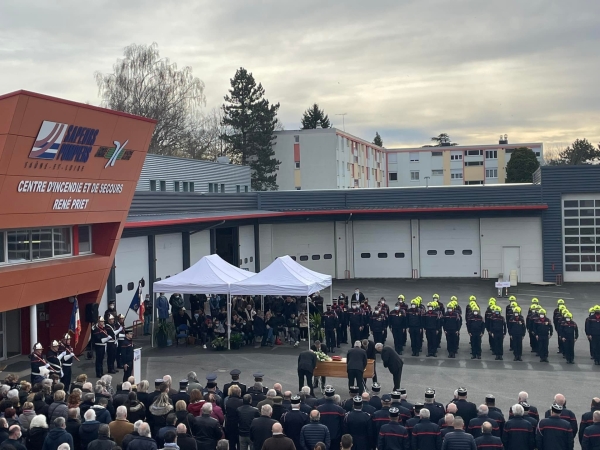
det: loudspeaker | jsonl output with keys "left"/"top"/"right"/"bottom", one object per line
{"left": 85, "top": 303, "right": 99, "bottom": 323}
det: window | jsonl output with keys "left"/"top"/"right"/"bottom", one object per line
{"left": 159, "top": 181, "right": 166, "bottom": 191}
{"left": 115, "top": 285, "right": 123, "bottom": 294}
{"left": 388, "top": 172, "right": 398, "bottom": 181}
{"left": 174, "top": 181, "right": 180, "bottom": 192}
{"left": 535, "top": 151, "right": 541, "bottom": 157}
{"left": 295, "top": 162, "right": 301, "bottom": 169}
{"left": 183, "top": 182, "right": 189, "bottom": 192}
{"left": 236, "top": 185, "right": 241, "bottom": 193}
{"left": 299, "top": 255, "right": 308, "bottom": 261}
{"left": 221, "top": 184, "right": 225, "bottom": 193}
{"left": 244, "top": 186, "right": 249, "bottom": 192}
{"left": 485, "top": 150, "right": 497, "bottom": 159}
{"left": 360, "top": 253, "right": 371, "bottom": 258}
{"left": 465, "top": 161, "right": 483, "bottom": 166}
{"left": 244, "top": 258, "right": 248, "bottom": 263}
{"left": 78, "top": 225, "right": 92, "bottom": 254}
{"left": 465, "top": 180, "right": 484, "bottom": 185}
{"left": 427, "top": 250, "right": 437, "bottom": 255}
{"left": 409, "top": 152, "right": 419, "bottom": 162}
{"left": 467, "top": 150, "right": 483, "bottom": 156}
{"left": 295, "top": 187, "right": 301, "bottom": 190}
{"left": 485, "top": 169, "right": 498, "bottom": 178}
{"left": 127, "top": 282, "right": 134, "bottom": 291}
{"left": 450, "top": 153, "right": 463, "bottom": 161}
{"left": 564, "top": 200, "right": 578, "bottom": 208}
{"left": 431, "top": 151, "right": 443, "bottom": 157}
{"left": 150, "top": 180, "right": 157, "bottom": 191}
{"left": 209, "top": 184, "right": 213, "bottom": 193}
{"left": 410, "top": 171, "right": 419, "bottom": 181}
{"left": 388, "top": 153, "right": 397, "bottom": 163}
{"left": 250, "top": 257, "right": 253, "bottom": 262}
{"left": 324, "top": 254, "right": 332, "bottom": 259}
{"left": 462, "top": 250, "right": 473, "bottom": 255}
{"left": 451, "top": 172, "right": 463, "bottom": 179}
{"left": 290, "top": 256, "right": 297, "bottom": 261}
{"left": 444, "top": 250, "right": 455, "bottom": 255}
{"left": 431, "top": 169, "right": 443, "bottom": 176}
{"left": 0, "top": 232, "right": 3, "bottom": 263}
{"left": 53, "top": 227, "right": 72, "bottom": 256}
{"left": 190, "top": 182, "right": 194, "bottom": 192}
{"left": 395, "top": 253, "right": 405, "bottom": 258}
{"left": 377, "top": 253, "right": 388, "bottom": 258}
{"left": 31, "top": 229, "right": 52, "bottom": 260}
{"left": 312, "top": 255, "right": 321, "bottom": 260}
{"left": 294, "top": 135, "right": 299, "bottom": 143}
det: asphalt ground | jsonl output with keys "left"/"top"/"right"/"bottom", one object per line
{"left": 5, "top": 278, "right": 598, "bottom": 448}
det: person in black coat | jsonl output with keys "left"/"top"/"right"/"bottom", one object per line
{"left": 411, "top": 409, "right": 442, "bottom": 450}
{"left": 346, "top": 343, "right": 368, "bottom": 395}
{"left": 362, "top": 339, "right": 378, "bottom": 384}
{"left": 189, "top": 403, "right": 222, "bottom": 450}
{"left": 376, "top": 344, "right": 404, "bottom": 391}
{"left": 343, "top": 398, "right": 373, "bottom": 450}
{"left": 582, "top": 411, "right": 600, "bottom": 450}
{"left": 502, "top": 404, "right": 534, "bottom": 450}
{"left": 175, "top": 424, "right": 197, "bottom": 450}
{"left": 298, "top": 350, "right": 318, "bottom": 396}
{"left": 224, "top": 386, "right": 243, "bottom": 450}
{"left": 536, "top": 404, "right": 574, "bottom": 450}
{"left": 249, "top": 406, "right": 277, "bottom": 450}
{"left": 237, "top": 395, "right": 259, "bottom": 450}
{"left": 280, "top": 397, "right": 309, "bottom": 450}
{"left": 454, "top": 388, "right": 479, "bottom": 427}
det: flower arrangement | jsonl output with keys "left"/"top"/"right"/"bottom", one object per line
{"left": 315, "top": 351, "right": 332, "bottom": 362}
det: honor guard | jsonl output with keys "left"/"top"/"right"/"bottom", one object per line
{"left": 388, "top": 303, "right": 406, "bottom": 355}
{"left": 223, "top": 369, "right": 247, "bottom": 397}
{"left": 30, "top": 343, "right": 49, "bottom": 384}
{"left": 316, "top": 387, "right": 346, "bottom": 449}
{"left": 348, "top": 302, "right": 364, "bottom": 345}
{"left": 489, "top": 305, "right": 507, "bottom": 360}
{"left": 344, "top": 396, "right": 373, "bottom": 450}
{"left": 423, "top": 302, "right": 441, "bottom": 357}
{"left": 485, "top": 298, "right": 496, "bottom": 351}
{"left": 115, "top": 314, "right": 126, "bottom": 369}
{"left": 59, "top": 333, "right": 75, "bottom": 391}
{"left": 47, "top": 340, "right": 63, "bottom": 378}
{"left": 443, "top": 301, "right": 462, "bottom": 358}
{"left": 535, "top": 308, "right": 553, "bottom": 362}
{"left": 360, "top": 300, "right": 372, "bottom": 340}
{"left": 378, "top": 407, "right": 410, "bottom": 450}
{"left": 370, "top": 308, "right": 386, "bottom": 345}
{"left": 467, "top": 305, "right": 485, "bottom": 359}
{"left": 407, "top": 300, "right": 423, "bottom": 356}
{"left": 250, "top": 372, "right": 268, "bottom": 394}
{"left": 527, "top": 299, "right": 540, "bottom": 353}
{"left": 336, "top": 297, "right": 349, "bottom": 346}
{"left": 92, "top": 317, "right": 110, "bottom": 377}
{"left": 560, "top": 311, "right": 578, "bottom": 364}
{"left": 323, "top": 305, "right": 338, "bottom": 352}
{"left": 172, "top": 380, "right": 190, "bottom": 404}
{"left": 508, "top": 306, "right": 526, "bottom": 361}
{"left": 120, "top": 327, "right": 134, "bottom": 382}
{"left": 105, "top": 314, "right": 120, "bottom": 374}
{"left": 424, "top": 388, "right": 446, "bottom": 425}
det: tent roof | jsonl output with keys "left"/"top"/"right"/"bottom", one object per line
{"left": 229, "top": 255, "right": 332, "bottom": 296}
{"left": 153, "top": 254, "right": 254, "bottom": 294}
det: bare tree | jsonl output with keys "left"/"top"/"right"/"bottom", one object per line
{"left": 95, "top": 43, "right": 205, "bottom": 156}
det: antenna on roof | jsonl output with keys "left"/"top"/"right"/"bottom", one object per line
{"left": 335, "top": 113, "right": 347, "bottom": 131}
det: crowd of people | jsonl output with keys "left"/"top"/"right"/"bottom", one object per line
{"left": 0, "top": 370, "right": 599, "bottom": 450}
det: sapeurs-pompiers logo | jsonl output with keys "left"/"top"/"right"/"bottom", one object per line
{"left": 28, "top": 120, "right": 132, "bottom": 167}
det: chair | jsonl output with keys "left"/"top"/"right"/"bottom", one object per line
{"left": 175, "top": 324, "right": 189, "bottom": 346}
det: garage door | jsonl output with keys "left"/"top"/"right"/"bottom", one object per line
{"left": 420, "top": 219, "right": 480, "bottom": 277}
{"left": 238, "top": 225, "right": 255, "bottom": 272}
{"left": 271, "top": 222, "right": 335, "bottom": 275}
{"left": 353, "top": 220, "right": 412, "bottom": 278}
{"left": 114, "top": 236, "right": 149, "bottom": 327}
{"left": 156, "top": 233, "right": 183, "bottom": 282}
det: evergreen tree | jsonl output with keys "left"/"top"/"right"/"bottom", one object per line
{"left": 506, "top": 147, "right": 540, "bottom": 183}
{"left": 430, "top": 133, "right": 458, "bottom": 146}
{"left": 549, "top": 138, "right": 600, "bottom": 165}
{"left": 301, "top": 103, "right": 331, "bottom": 129}
{"left": 221, "top": 68, "right": 281, "bottom": 191}
{"left": 373, "top": 132, "right": 383, "bottom": 147}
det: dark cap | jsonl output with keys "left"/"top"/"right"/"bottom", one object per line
{"left": 381, "top": 394, "right": 392, "bottom": 403}
{"left": 350, "top": 386, "right": 360, "bottom": 394}
{"left": 353, "top": 396, "right": 363, "bottom": 405}
{"left": 389, "top": 407, "right": 400, "bottom": 417}
{"left": 206, "top": 373, "right": 217, "bottom": 382}
{"left": 230, "top": 369, "right": 241, "bottom": 378}
{"left": 124, "top": 327, "right": 134, "bottom": 334}
{"left": 399, "top": 388, "right": 407, "bottom": 395}
{"left": 179, "top": 380, "right": 188, "bottom": 389}
{"left": 414, "top": 402, "right": 424, "bottom": 411}
{"left": 372, "top": 383, "right": 381, "bottom": 392}
{"left": 154, "top": 379, "right": 164, "bottom": 387}
{"left": 253, "top": 372, "right": 264, "bottom": 380}
{"left": 425, "top": 389, "right": 435, "bottom": 399}
{"left": 520, "top": 402, "right": 530, "bottom": 411}
{"left": 485, "top": 394, "right": 495, "bottom": 403}
{"left": 457, "top": 387, "right": 467, "bottom": 396}
{"left": 324, "top": 387, "right": 335, "bottom": 397}
{"left": 291, "top": 395, "right": 301, "bottom": 404}
{"left": 391, "top": 391, "right": 401, "bottom": 400}
{"left": 551, "top": 403, "right": 563, "bottom": 413}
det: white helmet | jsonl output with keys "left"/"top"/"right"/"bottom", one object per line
{"left": 63, "top": 333, "right": 71, "bottom": 340}
{"left": 108, "top": 314, "right": 114, "bottom": 320}
{"left": 51, "top": 340, "right": 60, "bottom": 347}
{"left": 33, "top": 343, "right": 43, "bottom": 350}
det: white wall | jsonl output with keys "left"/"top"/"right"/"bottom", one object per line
{"left": 259, "top": 224, "right": 273, "bottom": 270}
{"left": 238, "top": 225, "right": 255, "bottom": 272}
{"left": 190, "top": 230, "right": 210, "bottom": 265}
{"left": 335, "top": 221, "right": 348, "bottom": 279}
{"left": 155, "top": 233, "right": 183, "bottom": 286}
{"left": 480, "top": 217, "right": 543, "bottom": 282}
{"left": 114, "top": 236, "right": 149, "bottom": 327}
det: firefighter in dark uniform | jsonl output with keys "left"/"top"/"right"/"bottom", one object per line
{"left": 527, "top": 299, "right": 540, "bottom": 353}
{"left": 251, "top": 372, "right": 269, "bottom": 394}
{"left": 378, "top": 407, "right": 410, "bottom": 450}
{"left": 508, "top": 306, "right": 526, "bottom": 361}
{"left": 506, "top": 300, "right": 517, "bottom": 351}
{"left": 92, "top": 317, "right": 110, "bottom": 377}
{"left": 223, "top": 369, "right": 247, "bottom": 397}
{"left": 59, "top": 334, "right": 75, "bottom": 391}
{"left": 47, "top": 340, "right": 63, "bottom": 379}
{"left": 560, "top": 311, "right": 578, "bottom": 364}
{"left": 115, "top": 314, "right": 126, "bottom": 368}
{"left": 370, "top": 383, "right": 383, "bottom": 411}
{"left": 389, "top": 303, "right": 405, "bottom": 355}
{"left": 361, "top": 300, "right": 372, "bottom": 340}
{"left": 323, "top": 305, "right": 338, "bottom": 352}
{"left": 317, "top": 387, "right": 346, "bottom": 450}
{"left": 467, "top": 305, "right": 485, "bottom": 359}
{"left": 423, "top": 302, "right": 441, "bottom": 357}
{"left": 105, "top": 315, "right": 119, "bottom": 374}
{"left": 378, "top": 298, "right": 390, "bottom": 344}
{"left": 587, "top": 305, "right": 600, "bottom": 365}
{"left": 30, "top": 343, "right": 49, "bottom": 384}
{"left": 489, "top": 305, "right": 507, "bottom": 360}
{"left": 344, "top": 396, "right": 373, "bottom": 450}
{"left": 443, "top": 301, "right": 462, "bottom": 358}
{"left": 535, "top": 308, "right": 553, "bottom": 362}
{"left": 485, "top": 298, "right": 496, "bottom": 352}
{"left": 436, "top": 295, "right": 448, "bottom": 348}
{"left": 120, "top": 327, "right": 134, "bottom": 382}
{"left": 536, "top": 403, "right": 574, "bottom": 450}
{"left": 348, "top": 302, "right": 364, "bottom": 345}
{"left": 405, "top": 402, "right": 425, "bottom": 440}
{"left": 407, "top": 299, "right": 423, "bottom": 357}
{"left": 424, "top": 389, "right": 446, "bottom": 425}
{"left": 371, "top": 307, "right": 386, "bottom": 345}
{"left": 104, "top": 300, "right": 117, "bottom": 322}
{"left": 336, "top": 296, "right": 349, "bottom": 345}
{"left": 554, "top": 299, "right": 566, "bottom": 354}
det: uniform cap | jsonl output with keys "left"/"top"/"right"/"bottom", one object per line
{"left": 451, "top": 296, "right": 458, "bottom": 301}
{"left": 457, "top": 387, "right": 467, "bottom": 396}
{"left": 538, "top": 308, "right": 547, "bottom": 315}
{"left": 206, "top": 374, "right": 218, "bottom": 385}
{"left": 432, "top": 294, "right": 440, "bottom": 299}
{"left": 398, "top": 294, "right": 405, "bottom": 300}
{"left": 155, "top": 379, "right": 164, "bottom": 387}
{"left": 118, "top": 314, "right": 125, "bottom": 319}
{"left": 551, "top": 403, "right": 563, "bottom": 413}
{"left": 371, "top": 383, "right": 381, "bottom": 392}
{"left": 565, "top": 312, "right": 573, "bottom": 318}
{"left": 253, "top": 372, "right": 264, "bottom": 380}
{"left": 324, "top": 386, "right": 336, "bottom": 397}
{"left": 485, "top": 394, "right": 495, "bottom": 402}
{"left": 381, "top": 394, "right": 392, "bottom": 402}
{"left": 179, "top": 380, "right": 188, "bottom": 389}
{"left": 33, "top": 343, "right": 43, "bottom": 350}
{"left": 98, "top": 317, "right": 105, "bottom": 322}
{"left": 509, "top": 295, "right": 517, "bottom": 301}
{"left": 488, "top": 298, "right": 496, "bottom": 305}
{"left": 291, "top": 395, "right": 301, "bottom": 404}
{"left": 108, "top": 314, "right": 114, "bottom": 320}
{"left": 520, "top": 402, "right": 530, "bottom": 411}
{"left": 391, "top": 391, "right": 401, "bottom": 399}
{"left": 469, "top": 295, "right": 476, "bottom": 301}
{"left": 350, "top": 386, "right": 360, "bottom": 394}
{"left": 230, "top": 369, "right": 241, "bottom": 376}
{"left": 414, "top": 402, "right": 424, "bottom": 411}
{"left": 51, "top": 340, "right": 60, "bottom": 347}
{"left": 425, "top": 389, "right": 435, "bottom": 399}
{"left": 353, "top": 396, "right": 363, "bottom": 404}
{"left": 389, "top": 407, "right": 400, "bottom": 417}
{"left": 63, "top": 333, "right": 71, "bottom": 340}
{"left": 513, "top": 306, "right": 521, "bottom": 314}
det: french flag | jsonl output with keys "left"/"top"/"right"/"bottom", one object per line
{"left": 69, "top": 299, "right": 81, "bottom": 345}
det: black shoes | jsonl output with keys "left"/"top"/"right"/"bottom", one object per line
{"left": 471, "top": 355, "right": 477, "bottom": 359}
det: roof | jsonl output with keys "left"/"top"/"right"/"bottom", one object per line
{"left": 0, "top": 90, "right": 157, "bottom": 124}
{"left": 386, "top": 142, "right": 543, "bottom": 152}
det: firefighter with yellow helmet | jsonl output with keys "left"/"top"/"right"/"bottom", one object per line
{"left": 554, "top": 299, "right": 566, "bottom": 354}
{"left": 508, "top": 306, "right": 526, "bottom": 361}
{"left": 526, "top": 301, "right": 540, "bottom": 354}
{"left": 485, "top": 298, "right": 496, "bottom": 352}
{"left": 443, "top": 301, "right": 462, "bottom": 358}
{"left": 534, "top": 308, "right": 553, "bottom": 362}
{"left": 466, "top": 304, "right": 485, "bottom": 359}
{"left": 407, "top": 299, "right": 423, "bottom": 356}
{"left": 489, "top": 304, "right": 507, "bottom": 360}
{"left": 560, "top": 310, "right": 578, "bottom": 364}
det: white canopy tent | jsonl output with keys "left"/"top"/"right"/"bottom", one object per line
{"left": 152, "top": 254, "right": 254, "bottom": 348}
{"left": 230, "top": 255, "right": 333, "bottom": 348}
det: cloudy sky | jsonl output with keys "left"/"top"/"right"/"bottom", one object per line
{"left": 1, "top": 0, "right": 599, "bottom": 149}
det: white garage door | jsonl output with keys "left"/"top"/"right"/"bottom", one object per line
{"left": 271, "top": 222, "right": 335, "bottom": 275}
{"left": 190, "top": 231, "right": 210, "bottom": 265}
{"left": 114, "top": 236, "right": 149, "bottom": 327}
{"left": 156, "top": 233, "right": 183, "bottom": 283}
{"left": 238, "top": 225, "right": 255, "bottom": 272}
{"left": 420, "top": 219, "right": 480, "bottom": 277}
{"left": 353, "top": 220, "right": 412, "bottom": 278}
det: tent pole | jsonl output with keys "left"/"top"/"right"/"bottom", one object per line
{"left": 151, "top": 293, "right": 156, "bottom": 348}
{"left": 330, "top": 285, "right": 333, "bottom": 309}
{"left": 261, "top": 295, "right": 264, "bottom": 312}
{"left": 307, "top": 295, "right": 311, "bottom": 350}
{"left": 227, "top": 293, "right": 231, "bottom": 350}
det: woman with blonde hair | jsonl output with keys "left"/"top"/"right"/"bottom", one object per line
{"left": 147, "top": 392, "right": 173, "bottom": 437}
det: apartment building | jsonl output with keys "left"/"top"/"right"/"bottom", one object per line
{"left": 272, "top": 128, "right": 386, "bottom": 190}
{"left": 386, "top": 139, "right": 544, "bottom": 187}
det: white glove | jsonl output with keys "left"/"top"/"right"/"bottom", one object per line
{"left": 58, "top": 352, "right": 67, "bottom": 360}
{"left": 101, "top": 337, "right": 110, "bottom": 343}
{"left": 64, "top": 354, "right": 73, "bottom": 361}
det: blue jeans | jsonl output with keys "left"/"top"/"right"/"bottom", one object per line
{"left": 143, "top": 316, "right": 152, "bottom": 334}
{"left": 261, "top": 328, "right": 274, "bottom": 346}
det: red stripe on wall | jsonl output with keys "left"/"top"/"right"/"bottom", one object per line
{"left": 294, "top": 144, "right": 300, "bottom": 162}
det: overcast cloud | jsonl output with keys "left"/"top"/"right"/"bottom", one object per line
{"left": 1, "top": 0, "right": 599, "bottom": 148}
